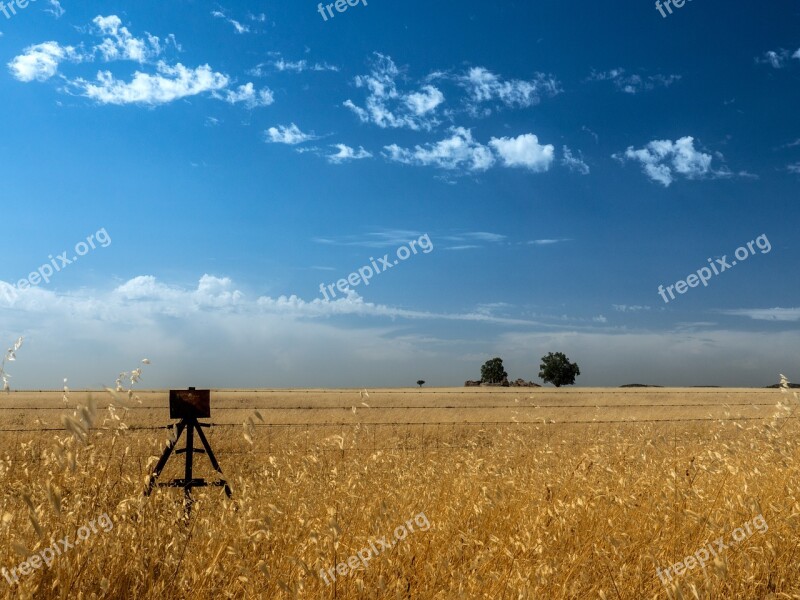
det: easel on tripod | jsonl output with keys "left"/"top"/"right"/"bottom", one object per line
{"left": 144, "top": 388, "right": 232, "bottom": 516}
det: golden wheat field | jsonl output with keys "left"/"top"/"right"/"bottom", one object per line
{"left": 1, "top": 385, "right": 799, "bottom": 599}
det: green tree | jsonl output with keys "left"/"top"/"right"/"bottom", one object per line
{"left": 480, "top": 357, "right": 507, "bottom": 384}
{"left": 539, "top": 352, "right": 580, "bottom": 387}
{"left": 416, "top": 380, "right": 425, "bottom": 388}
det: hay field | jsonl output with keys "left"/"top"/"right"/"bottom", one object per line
{"left": 0, "top": 387, "right": 798, "bottom": 599}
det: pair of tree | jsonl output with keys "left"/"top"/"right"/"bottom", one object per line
{"left": 480, "top": 352, "right": 580, "bottom": 387}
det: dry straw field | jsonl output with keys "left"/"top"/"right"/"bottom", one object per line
{"left": 1, "top": 380, "right": 799, "bottom": 599}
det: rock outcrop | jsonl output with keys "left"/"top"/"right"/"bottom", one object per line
{"left": 510, "top": 378, "right": 540, "bottom": 387}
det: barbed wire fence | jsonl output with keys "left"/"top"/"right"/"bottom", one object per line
{"left": 1, "top": 413, "right": 789, "bottom": 465}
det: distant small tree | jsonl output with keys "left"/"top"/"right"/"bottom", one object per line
{"left": 539, "top": 352, "right": 580, "bottom": 387}
{"left": 480, "top": 357, "right": 507, "bottom": 384}
{"left": 416, "top": 380, "right": 425, "bottom": 388}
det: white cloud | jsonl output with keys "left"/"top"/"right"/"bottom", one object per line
{"left": 211, "top": 10, "right": 250, "bottom": 34}
{"left": 273, "top": 59, "right": 306, "bottom": 72}
{"left": 721, "top": 308, "right": 800, "bottom": 322}
{"left": 327, "top": 144, "right": 372, "bottom": 163}
{"left": 384, "top": 129, "right": 558, "bottom": 174}
{"left": 344, "top": 53, "right": 444, "bottom": 130}
{"left": 561, "top": 146, "right": 590, "bottom": 175}
{"left": 270, "top": 58, "right": 339, "bottom": 73}
{"left": 77, "top": 62, "right": 230, "bottom": 105}
{"left": 216, "top": 82, "right": 274, "bottom": 108}
{"left": 404, "top": 85, "right": 445, "bottom": 116}
{"left": 441, "top": 232, "right": 506, "bottom": 243}
{"left": 10, "top": 15, "right": 267, "bottom": 109}
{"left": 0, "top": 276, "right": 796, "bottom": 388}
{"left": 315, "top": 229, "right": 436, "bottom": 249}
{"left": 265, "top": 123, "right": 318, "bottom": 145}
{"left": 384, "top": 127, "right": 495, "bottom": 171}
{"left": 0, "top": 275, "right": 540, "bottom": 326}
{"left": 615, "top": 136, "right": 715, "bottom": 186}
{"left": 8, "top": 41, "right": 81, "bottom": 82}
{"left": 587, "top": 68, "right": 681, "bottom": 94}
{"left": 45, "top": 0, "right": 65, "bottom": 18}
{"left": 788, "top": 162, "right": 800, "bottom": 174}
{"left": 91, "top": 15, "right": 165, "bottom": 63}
{"left": 460, "top": 66, "right": 559, "bottom": 110}
{"left": 526, "top": 239, "right": 569, "bottom": 245}
{"left": 612, "top": 304, "right": 651, "bottom": 312}
{"left": 489, "top": 134, "right": 555, "bottom": 172}
{"left": 756, "top": 50, "right": 792, "bottom": 69}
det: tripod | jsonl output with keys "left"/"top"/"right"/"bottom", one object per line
{"left": 144, "top": 415, "right": 232, "bottom": 516}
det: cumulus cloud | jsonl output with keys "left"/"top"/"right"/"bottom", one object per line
{"left": 327, "top": 144, "right": 372, "bottom": 163}
{"left": 91, "top": 15, "right": 165, "bottom": 62}
{"left": 384, "top": 127, "right": 495, "bottom": 171}
{"left": 6, "top": 16, "right": 164, "bottom": 83}
{"left": 614, "top": 136, "right": 717, "bottom": 186}
{"left": 77, "top": 62, "right": 230, "bottom": 105}
{"left": 8, "top": 41, "right": 81, "bottom": 82}
{"left": 460, "top": 66, "right": 560, "bottom": 112}
{"left": 404, "top": 85, "right": 445, "bottom": 115}
{"left": 265, "top": 123, "right": 318, "bottom": 145}
{"left": 216, "top": 82, "right": 274, "bottom": 108}
{"left": 587, "top": 68, "right": 681, "bottom": 94}
{"left": 344, "top": 53, "right": 445, "bottom": 130}
{"left": 489, "top": 134, "right": 555, "bottom": 172}
{"left": 9, "top": 14, "right": 269, "bottom": 109}
{"left": 384, "top": 129, "right": 558, "bottom": 174}
{"left": 0, "top": 274, "right": 543, "bottom": 327}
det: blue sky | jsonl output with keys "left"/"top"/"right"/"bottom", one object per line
{"left": 0, "top": 0, "right": 799, "bottom": 388}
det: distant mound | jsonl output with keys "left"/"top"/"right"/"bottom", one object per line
{"left": 464, "top": 378, "right": 541, "bottom": 387}
{"left": 620, "top": 384, "right": 664, "bottom": 388}
{"left": 510, "top": 379, "right": 541, "bottom": 388}
{"left": 765, "top": 383, "right": 800, "bottom": 389}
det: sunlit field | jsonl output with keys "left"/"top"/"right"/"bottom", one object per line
{"left": 1, "top": 387, "right": 798, "bottom": 599}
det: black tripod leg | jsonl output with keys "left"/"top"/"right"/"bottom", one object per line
{"left": 196, "top": 425, "right": 233, "bottom": 498}
{"left": 144, "top": 422, "right": 186, "bottom": 496}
